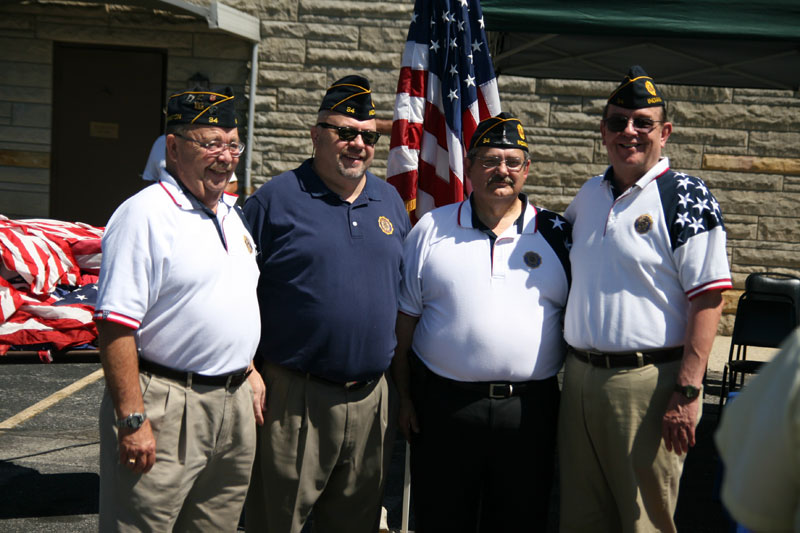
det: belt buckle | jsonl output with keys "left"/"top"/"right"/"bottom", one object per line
{"left": 489, "top": 383, "right": 512, "bottom": 399}
{"left": 226, "top": 369, "right": 252, "bottom": 389}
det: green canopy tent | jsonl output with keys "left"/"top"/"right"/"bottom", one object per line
{"left": 482, "top": 0, "right": 800, "bottom": 89}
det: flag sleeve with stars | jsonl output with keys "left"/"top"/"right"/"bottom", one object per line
{"left": 536, "top": 209, "right": 572, "bottom": 287}
{"left": 387, "top": 0, "right": 501, "bottom": 224}
{"left": 657, "top": 170, "right": 732, "bottom": 299}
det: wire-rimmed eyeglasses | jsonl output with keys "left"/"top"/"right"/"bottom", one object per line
{"left": 174, "top": 133, "right": 245, "bottom": 157}
{"left": 474, "top": 155, "right": 527, "bottom": 172}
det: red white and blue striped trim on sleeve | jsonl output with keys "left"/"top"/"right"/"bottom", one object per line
{"left": 686, "top": 278, "right": 733, "bottom": 300}
{"left": 93, "top": 309, "right": 140, "bottom": 330}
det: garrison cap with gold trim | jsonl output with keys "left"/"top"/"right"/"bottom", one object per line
{"left": 166, "top": 86, "right": 237, "bottom": 128}
{"left": 319, "top": 75, "right": 376, "bottom": 120}
{"left": 468, "top": 112, "right": 528, "bottom": 152}
{"left": 607, "top": 65, "right": 665, "bottom": 109}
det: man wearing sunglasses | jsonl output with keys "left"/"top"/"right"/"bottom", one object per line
{"left": 392, "top": 113, "right": 571, "bottom": 531}
{"left": 558, "top": 66, "right": 732, "bottom": 532}
{"left": 243, "top": 75, "right": 410, "bottom": 533}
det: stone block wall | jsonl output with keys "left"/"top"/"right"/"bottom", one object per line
{"left": 0, "top": 2, "right": 251, "bottom": 218}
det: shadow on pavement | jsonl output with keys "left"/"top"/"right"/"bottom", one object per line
{"left": 0, "top": 461, "right": 98, "bottom": 519}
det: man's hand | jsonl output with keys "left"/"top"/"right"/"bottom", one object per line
{"left": 118, "top": 420, "right": 157, "bottom": 474}
{"left": 661, "top": 392, "right": 699, "bottom": 455}
{"left": 397, "top": 396, "right": 420, "bottom": 442}
{"left": 247, "top": 366, "right": 267, "bottom": 426}
{"left": 662, "top": 289, "right": 723, "bottom": 455}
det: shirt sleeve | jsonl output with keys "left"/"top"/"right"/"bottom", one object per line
{"left": 397, "top": 213, "right": 432, "bottom": 318}
{"left": 94, "top": 196, "right": 164, "bottom": 329}
{"left": 666, "top": 176, "right": 732, "bottom": 298}
{"left": 243, "top": 192, "right": 271, "bottom": 261}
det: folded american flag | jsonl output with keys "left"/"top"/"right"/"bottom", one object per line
{"left": 0, "top": 216, "right": 103, "bottom": 356}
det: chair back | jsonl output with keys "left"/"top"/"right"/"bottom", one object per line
{"left": 731, "top": 272, "right": 800, "bottom": 348}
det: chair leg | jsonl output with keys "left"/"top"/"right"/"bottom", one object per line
{"left": 718, "top": 364, "right": 729, "bottom": 413}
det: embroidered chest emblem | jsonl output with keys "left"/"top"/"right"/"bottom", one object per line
{"left": 378, "top": 216, "right": 394, "bottom": 235}
{"left": 635, "top": 214, "right": 653, "bottom": 234}
{"left": 524, "top": 251, "right": 542, "bottom": 268}
{"left": 243, "top": 235, "right": 253, "bottom": 254}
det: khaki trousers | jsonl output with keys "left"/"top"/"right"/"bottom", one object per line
{"left": 558, "top": 354, "right": 699, "bottom": 533}
{"left": 245, "top": 362, "right": 392, "bottom": 533}
{"left": 99, "top": 372, "right": 256, "bottom": 532}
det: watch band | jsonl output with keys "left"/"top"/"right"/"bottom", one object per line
{"left": 674, "top": 384, "right": 701, "bottom": 399}
{"left": 116, "top": 412, "right": 147, "bottom": 429}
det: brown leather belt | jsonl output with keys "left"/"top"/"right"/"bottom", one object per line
{"left": 139, "top": 358, "right": 251, "bottom": 388}
{"left": 569, "top": 346, "right": 683, "bottom": 368}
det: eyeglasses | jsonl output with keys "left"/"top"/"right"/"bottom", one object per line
{"left": 174, "top": 133, "right": 245, "bottom": 157}
{"left": 603, "top": 115, "right": 663, "bottom": 133}
{"left": 316, "top": 122, "right": 381, "bottom": 146}
{"left": 474, "top": 155, "right": 527, "bottom": 172}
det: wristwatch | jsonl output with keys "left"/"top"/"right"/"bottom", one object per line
{"left": 116, "top": 412, "right": 147, "bottom": 429}
{"left": 674, "top": 384, "right": 701, "bottom": 400}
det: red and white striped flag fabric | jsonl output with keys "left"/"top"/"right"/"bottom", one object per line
{"left": 0, "top": 283, "right": 98, "bottom": 355}
{"left": 388, "top": 0, "right": 501, "bottom": 223}
{"left": 0, "top": 216, "right": 103, "bottom": 354}
{"left": 13, "top": 218, "right": 103, "bottom": 274}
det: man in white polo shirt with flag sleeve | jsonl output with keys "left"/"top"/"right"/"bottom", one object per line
{"left": 393, "top": 112, "right": 571, "bottom": 532}
{"left": 558, "top": 66, "right": 732, "bottom": 532}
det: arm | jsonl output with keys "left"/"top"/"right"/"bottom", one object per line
{"left": 97, "top": 320, "right": 156, "bottom": 473}
{"left": 662, "top": 289, "right": 724, "bottom": 455}
{"left": 247, "top": 361, "right": 266, "bottom": 426}
{"left": 391, "top": 311, "right": 420, "bottom": 441}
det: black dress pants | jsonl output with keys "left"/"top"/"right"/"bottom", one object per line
{"left": 409, "top": 361, "right": 560, "bottom": 533}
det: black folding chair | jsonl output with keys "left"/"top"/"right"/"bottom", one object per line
{"left": 718, "top": 272, "right": 800, "bottom": 411}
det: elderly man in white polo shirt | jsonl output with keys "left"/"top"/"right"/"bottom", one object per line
{"left": 94, "top": 87, "right": 264, "bottom": 532}
{"left": 392, "top": 113, "right": 571, "bottom": 532}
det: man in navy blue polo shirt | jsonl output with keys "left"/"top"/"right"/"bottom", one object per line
{"left": 243, "top": 75, "right": 410, "bottom": 533}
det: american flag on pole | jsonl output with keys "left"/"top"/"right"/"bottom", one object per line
{"left": 387, "top": 0, "right": 501, "bottom": 223}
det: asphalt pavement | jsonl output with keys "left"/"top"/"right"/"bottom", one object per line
{"left": 0, "top": 337, "right": 771, "bottom": 532}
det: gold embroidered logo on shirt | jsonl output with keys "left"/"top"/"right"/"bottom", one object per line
{"left": 378, "top": 216, "right": 394, "bottom": 235}
{"left": 243, "top": 235, "right": 253, "bottom": 254}
{"left": 634, "top": 214, "right": 653, "bottom": 234}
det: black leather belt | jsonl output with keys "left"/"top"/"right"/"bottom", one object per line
{"left": 569, "top": 346, "right": 683, "bottom": 368}
{"left": 139, "top": 358, "right": 251, "bottom": 388}
{"left": 427, "top": 371, "right": 553, "bottom": 399}
{"left": 305, "top": 372, "right": 376, "bottom": 391}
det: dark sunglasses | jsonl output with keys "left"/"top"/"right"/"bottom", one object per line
{"left": 603, "top": 115, "right": 663, "bottom": 133}
{"left": 317, "top": 122, "right": 381, "bottom": 146}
